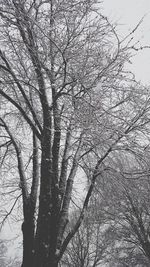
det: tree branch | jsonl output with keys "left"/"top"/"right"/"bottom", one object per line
{"left": 0, "top": 89, "right": 41, "bottom": 140}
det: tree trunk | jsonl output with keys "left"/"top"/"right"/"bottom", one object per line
{"left": 21, "top": 211, "right": 35, "bottom": 267}
{"left": 33, "top": 122, "right": 53, "bottom": 267}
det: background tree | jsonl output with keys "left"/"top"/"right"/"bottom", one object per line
{"left": 0, "top": 239, "right": 7, "bottom": 266}
{"left": 61, "top": 209, "right": 114, "bottom": 267}
{"left": 0, "top": 239, "right": 21, "bottom": 266}
{"left": 93, "top": 148, "right": 150, "bottom": 266}
{"left": 62, "top": 147, "right": 150, "bottom": 266}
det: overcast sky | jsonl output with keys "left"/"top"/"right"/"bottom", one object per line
{"left": 103, "top": 0, "right": 150, "bottom": 84}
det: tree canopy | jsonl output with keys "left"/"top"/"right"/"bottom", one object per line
{"left": 0, "top": 1, "right": 150, "bottom": 266}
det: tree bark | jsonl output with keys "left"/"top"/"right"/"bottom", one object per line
{"left": 21, "top": 203, "right": 35, "bottom": 267}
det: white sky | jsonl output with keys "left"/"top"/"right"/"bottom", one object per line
{"left": 103, "top": 0, "right": 150, "bottom": 84}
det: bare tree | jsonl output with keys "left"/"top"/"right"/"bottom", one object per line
{"left": 0, "top": 239, "right": 7, "bottom": 266}
{"left": 0, "top": 239, "right": 21, "bottom": 267}
{"left": 0, "top": 1, "right": 149, "bottom": 267}
{"left": 93, "top": 148, "right": 150, "bottom": 266}
{"left": 60, "top": 210, "right": 109, "bottom": 267}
